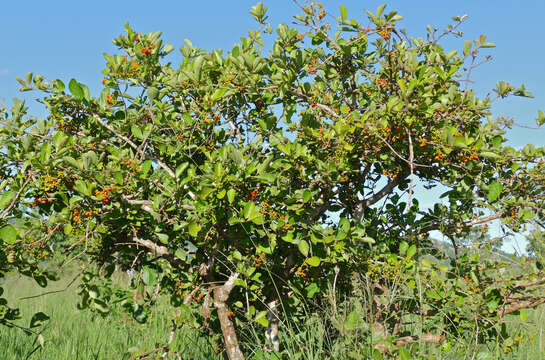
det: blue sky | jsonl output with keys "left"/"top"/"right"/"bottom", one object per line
{"left": 1, "top": 1, "right": 543, "bottom": 252}
{"left": 1, "top": 1, "right": 543, "bottom": 145}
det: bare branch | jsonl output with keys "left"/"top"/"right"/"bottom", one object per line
{"left": 121, "top": 196, "right": 195, "bottom": 211}
{"left": 0, "top": 176, "right": 31, "bottom": 219}
{"left": 229, "top": 120, "right": 242, "bottom": 143}
{"left": 406, "top": 128, "right": 414, "bottom": 213}
{"left": 463, "top": 212, "right": 502, "bottom": 227}
{"left": 499, "top": 297, "right": 545, "bottom": 318}
{"left": 362, "top": 174, "right": 406, "bottom": 209}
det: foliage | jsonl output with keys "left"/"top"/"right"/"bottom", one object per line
{"left": 1, "top": 2, "right": 545, "bottom": 358}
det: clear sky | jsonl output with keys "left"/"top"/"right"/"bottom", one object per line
{"left": 1, "top": 1, "right": 544, "bottom": 252}
{"left": 1, "top": 0, "right": 543, "bottom": 145}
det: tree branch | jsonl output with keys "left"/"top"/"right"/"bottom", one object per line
{"left": 499, "top": 297, "right": 545, "bottom": 318}
{"left": 132, "top": 236, "right": 185, "bottom": 269}
{"left": 362, "top": 175, "right": 406, "bottom": 209}
{"left": 0, "top": 176, "right": 31, "bottom": 219}
{"left": 121, "top": 196, "right": 195, "bottom": 211}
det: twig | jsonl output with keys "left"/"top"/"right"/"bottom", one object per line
{"left": 0, "top": 176, "right": 31, "bottom": 219}
{"left": 19, "top": 270, "right": 83, "bottom": 300}
{"left": 406, "top": 128, "right": 414, "bottom": 213}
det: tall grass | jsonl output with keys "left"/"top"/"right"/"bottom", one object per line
{"left": 1, "top": 269, "right": 544, "bottom": 359}
{"left": 0, "top": 271, "right": 219, "bottom": 360}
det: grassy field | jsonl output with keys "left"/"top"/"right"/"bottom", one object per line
{"left": 0, "top": 270, "right": 220, "bottom": 360}
{"left": 2, "top": 269, "right": 545, "bottom": 359}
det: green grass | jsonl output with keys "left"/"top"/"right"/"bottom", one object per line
{"left": 0, "top": 271, "right": 220, "bottom": 360}
{"left": 2, "top": 269, "right": 545, "bottom": 359}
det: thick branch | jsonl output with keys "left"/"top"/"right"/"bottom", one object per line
{"left": 213, "top": 272, "right": 244, "bottom": 360}
{"left": 499, "top": 297, "right": 545, "bottom": 318}
{"left": 362, "top": 175, "right": 406, "bottom": 209}
{"left": 464, "top": 212, "right": 502, "bottom": 227}
{"left": 396, "top": 333, "right": 444, "bottom": 345}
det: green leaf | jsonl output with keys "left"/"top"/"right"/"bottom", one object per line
{"left": 345, "top": 310, "right": 359, "bottom": 330}
{"left": 147, "top": 87, "right": 159, "bottom": 100}
{"left": 339, "top": 5, "right": 347, "bottom": 22}
{"left": 453, "top": 136, "right": 467, "bottom": 148}
{"left": 480, "top": 42, "right": 496, "bottom": 48}
{"left": 521, "top": 208, "right": 535, "bottom": 220}
{"left": 243, "top": 201, "right": 256, "bottom": 219}
{"left": 305, "top": 282, "right": 319, "bottom": 298}
{"left": 303, "top": 190, "right": 311, "bottom": 203}
{"left": 131, "top": 125, "right": 143, "bottom": 139}
{"left": 69, "top": 79, "right": 84, "bottom": 99}
{"left": 214, "top": 162, "right": 223, "bottom": 179}
{"left": 52, "top": 132, "right": 68, "bottom": 152}
{"left": 54, "top": 79, "right": 65, "bottom": 91}
{"left": 376, "top": 4, "right": 386, "bottom": 18}
{"left": 38, "top": 334, "right": 45, "bottom": 348}
{"left": 362, "top": 237, "right": 375, "bottom": 245}
{"left": 298, "top": 240, "right": 309, "bottom": 257}
{"left": 463, "top": 40, "right": 471, "bottom": 57}
{"left": 188, "top": 221, "right": 201, "bottom": 237}
{"left": 306, "top": 256, "right": 320, "bottom": 267}
{"left": 91, "top": 299, "right": 109, "bottom": 314}
{"left": 114, "top": 172, "right": 124, "bottom": 185}
{"left": 33, "top": 273, "right": 47, "bottom": 287}
{"left": 0, "top": 191, "right": 15, "bottom": 211}
{"left": 140, "top": 160, "right": 152, "bottom": 175}
{"left": 255, "top": 173, "right": 276, "bottom": 183}
{"left": 487, "top": 181, "right": 502, "bottom": 202}
{"left": 406, "top": 245, "right": 417, "bottom": 259}
{"left": 40, "top": 142, "right": 52, "bottom": 164}
{"left": 212, "top": 88, "right": 227, "bottom": 101}
{"left": 64, "top": 223, "right": 73, "bottom": 235}
{"left": 0, "top": 225, "right": 17, "bottom": 244}
{"left": 176, "top": 162, "right": 189, "bottom": 179}
{"left": 142, "top": 266, "right": 157, "bottom": 286}
{"left": 29, "top": 312, "right": 50, "bottom": 328}
{"left": 156, "top": 233, "right": 169, "bottom": 244}
{"left": 227, "top": 189, "right": 236, "bottom": 204}
{"left": 163, "top": 44, "right": 174, "bottom": 55}
{"left": 537, "top": 110, "right": 545, "bottom": 126}
{"left": 174, "top": 248, "right": 187, "bottom": 261}
{"left": 339, "top": 218, "right": 350, "bottom": 233}
{"left": 254, "top": 310, "right": 269, "bottom": 327}
{"left": 479, "top": 151, "right": 501, "bottom": 160}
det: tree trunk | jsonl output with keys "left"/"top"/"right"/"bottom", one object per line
{"left": 214, "top": 273, "right": 244, "bottom": 360}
